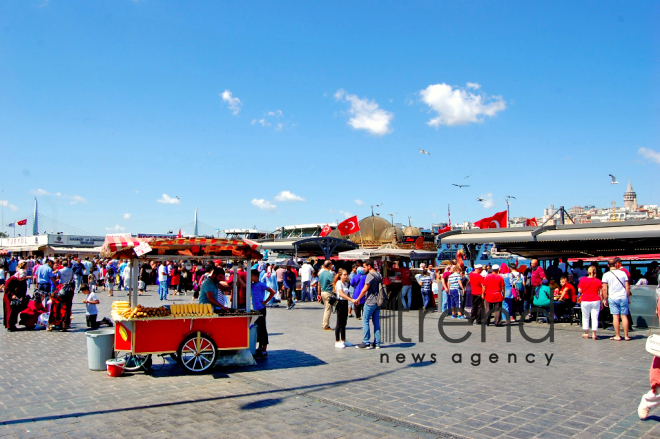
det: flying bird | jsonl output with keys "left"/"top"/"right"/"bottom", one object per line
{"left": 175, "top": 196, "right": 180, "bottom": 199}
{"left": 506, "top": 195, "right": 517, "bottom": 199}
{"left": 476, "top": 198, "right": 485, "bottom": 202}
{"left": 464, "top": 175, "right": 470, "bottom": 179}
{"left": 419, "top": 149, "right": 430, "bottom": 155}
{"left": 452, "top": 184, "right": 470, "bottom": 188}
{"left": 609, "top": 174, "right": 619, "bottom": 184}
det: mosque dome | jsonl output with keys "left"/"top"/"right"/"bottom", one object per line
{"left": 402, "top": 226, "right": 421, "bottom": 236}
{"left": 380, "top": 226, "right": 404, "bottom": 243}
{"left": 348, "top": 215, "right": 391, "bottom": 242}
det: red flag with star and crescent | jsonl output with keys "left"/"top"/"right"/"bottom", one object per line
{"left": 525, "top": 217, "right": 538, "bottom": 227}
{"left": 320, "top": 224, "right": 332, "bottom": 237}
{"left": 474, "top": 210, "right": 508, "bottom": 229}
{"left": 17, "top": 219, "right": 27, "bottom": 226}
{"left": 337, "top": 216, "right": 360, "bottom": 236}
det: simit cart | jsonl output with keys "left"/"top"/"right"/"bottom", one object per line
{"left": 100, "top": 235, "right": 262, "bottom": 374}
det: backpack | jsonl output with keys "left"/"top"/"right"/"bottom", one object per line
{"left": 377, "top": 276, "right": 388, "bottom": 308}
{"left": 107, "top": 266, "right": 115, "bottom": 277}
{"left": 511, "top": 273, "right": 524, "bottom": 299}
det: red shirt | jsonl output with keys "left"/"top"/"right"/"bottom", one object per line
{"left": 483, "top": 274, "right": 504, "bottom": 303}
{"left": 578, "top": 277, "right": 602, "bottom": 302}
{"left": 393, "top": 267, "right": 411, "bottom": 286}
{"left": 559, "top": 283, "right": 576, "bottom": 302}
{"left": 469, "top": 272, "right": 484, "bottom": 296}
{"left": 530, "top": 267, "right": 545, "bottom": 287}
{"left": 442, "top": 271, "right": 451, "bottom": 291}
{"left": 620, "top": 267, "right": 631, "bottom": 279}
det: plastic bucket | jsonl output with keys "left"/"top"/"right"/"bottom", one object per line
{"left": 106, "top": 359, "right": 125, "bottom": 377}
{"left": 248, "top": 323, "right": 258, "bottom": 355}
{"left": 86, "top": 328, "right": 116, "bottom": 371}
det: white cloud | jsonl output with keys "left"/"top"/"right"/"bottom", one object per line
{"left": 30, "top": 189, "right": 85, "bottom": 204}
{"left": 274, "top": 191, "right": 305, "bottom": 202}
{"left": 157, "top": 194, "right": 180, "bottom": 205}
{"left": 639, "top": 147, "right": 660, "bottom": 165}
{"left": 466, "top": 82, "right": 481, "bottom": 90}
{"left": 253, "top": 110, "right": 287, "bottom": 131}
{"left": 479, "top": 193, "right": 495, "bottom": 209}
{"left": 123, "top": 213, "right": 132, "bottom": 220}
{"left": 31, "top": 188, "right": 51, "bottom": 196}
{"left": 251, "top": 199, "right": 276, "bottom": 211}
{"left": 334, "top": 89, "right": 393, "bottom": 136}
{"left": 339, "top": 210, "right": 353, "bottom": 219}
{"left": 69, "top": 195, "right": 87, "bottom": 205}
{"left": 354, "top": 199, "right": 364, "bottom": 206}
{"left": 221, "top": 89, "right": 242, "bottom": 115}
{"left": 105, "top": 224, "right": 125, "bottom": 232}
{"left": 420, "top": 83, "right": 506, "bottom": 127}
{"left": 0, "top": 200, "right": 18, "bottom": 211}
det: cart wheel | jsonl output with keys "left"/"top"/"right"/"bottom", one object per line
{"left": 177, "top": 332, "right": 217, "bottom": 374}
{"left": 119, "top": 354, "right": 152, "bottom": 372}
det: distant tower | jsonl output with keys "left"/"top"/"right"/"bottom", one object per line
{"left": 624, "top": 180, "right": 638, "bottom": 211}
{"left": 194, "top": 207, "right": 199, "bottom": 236}
{"left": 32, "top": 198, "right": 39, "bottom": 235}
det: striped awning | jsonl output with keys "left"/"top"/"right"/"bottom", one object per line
{"left": 100, "top": 236, "right": 261, "bottom": 259}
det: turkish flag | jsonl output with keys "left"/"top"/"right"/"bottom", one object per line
{"left": 320, "top": 224, "right": 332, "bottom": 237}
{"left": 526, "top": 217, "right": 538, "bottom": 227}
{"left": 437, "top": 226, "right": 451, "bottom": 234}
{"left": 474, "top": 210, "right": 508, "bottom": 229}
{"left": 177, "top": 229, "right": 182, "bottom": 238}
{"left": 17, "top": 219, "right": 27, "bottom": 226}
{"left": 337, "top": 216, "right": 360, "bottom": 236}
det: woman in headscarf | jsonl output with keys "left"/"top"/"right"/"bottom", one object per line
{"left": 18, "top": 291, "right": 48, "bottom": 330}
{"left": 3, "top": 264, "right": 29, "bottom": 331}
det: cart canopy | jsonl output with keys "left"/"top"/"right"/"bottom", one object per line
{"left": 100, "top": 236, "right": 262, "bottom": 260}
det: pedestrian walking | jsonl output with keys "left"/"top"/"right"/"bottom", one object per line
{"left": 355, "top": 260, "right": 382, "bottom": 349}
{"left": 334, "top": 269, "right": 352, "bottom": 348}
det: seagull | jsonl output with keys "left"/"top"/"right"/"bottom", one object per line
{"left": 464, "top": 175, "right": 470, "bottom": 179}
{"left": 506, "top": 195, "right": 517, "bottom": 199}
{"left": 476, "top": 198, "right": 485, "bottom": 202}
{"left": 452, "top": 184, "right": 470, "bottom": 188}
{"left": 419, "top": 149, "right": 430, "bottom": 155}
{"left": 175, "top": 196, "right": 180, "bottom": 199}
{"left": 609, "top": 174, "right": 619, "bottom": 184}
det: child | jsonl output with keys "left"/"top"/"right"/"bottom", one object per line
{"left": 250, "top": 269, "right": 276, "bottom": 358}
{"left": 81, "top": 284, "right": 113, "bottom": 329}
{"left": 88, "top": 274, "right": 96, "bottom": 292}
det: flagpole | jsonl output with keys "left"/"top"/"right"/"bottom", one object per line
{"left": 1, "top": 188, "right": 4, "bottom": 237}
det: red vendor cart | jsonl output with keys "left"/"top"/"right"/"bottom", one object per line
{"left": 100, "top": 235, "right": 262, "bottom": 374}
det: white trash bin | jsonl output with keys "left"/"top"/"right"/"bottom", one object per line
{"left": 86, "top": 328, "right": 116, "bottom": 371}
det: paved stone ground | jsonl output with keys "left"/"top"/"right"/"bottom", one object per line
{"left": 1, "top": 287, "right": 660, "bottom": 439}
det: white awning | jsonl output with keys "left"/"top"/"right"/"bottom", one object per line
{"left": 48, "top": 246, "right": 102, "bottom": 254}
{"left": 537, "top": 223, "right": 660, "bottom": 242}
{"left": 440, "top": 229, "right": 535, "bottom": 245}
{"left": 338, "top": 249, "right": 376, "bottom": 260}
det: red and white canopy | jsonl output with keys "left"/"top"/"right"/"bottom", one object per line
{"left": 100, "top": 236, "right": 261, "bottom": 260}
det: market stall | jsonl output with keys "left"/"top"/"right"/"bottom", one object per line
{"left": 100, "top": 235, "right": 263, "bottom": 374}
{"left": 338, "top": 247, "right": 437, "bottom": 310}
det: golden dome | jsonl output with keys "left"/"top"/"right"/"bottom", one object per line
{"left": 402, "top": 226, "right": 421, "bottom": 236}
{"left": 327, "top": 228, "right": 342, "bottom": 239}
{"left": 380, "top": 226, "right": 404, "bottom": 243}
{"left": 348, "top": 215, "right": 390, "bottom": 242}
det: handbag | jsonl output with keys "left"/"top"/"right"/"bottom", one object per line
{"left": 647, "top": 310, "right": 660, "bottom": 357}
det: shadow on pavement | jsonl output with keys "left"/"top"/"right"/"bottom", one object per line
{"left": 0, "top": 362, "right": 416, "bottom": 426}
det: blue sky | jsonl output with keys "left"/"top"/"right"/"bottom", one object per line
{"left": 0, "top": 1, "right": 658, "bottom": 236}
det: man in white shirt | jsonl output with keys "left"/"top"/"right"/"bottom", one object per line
{"left": 299, "top": 260, "right": 314, "bottom": 302}
{"left": 158, "top": 261, "right": 169, "bottom": 301}
{"left": 602, "top": 258, "right": 631, "bottom": 341}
